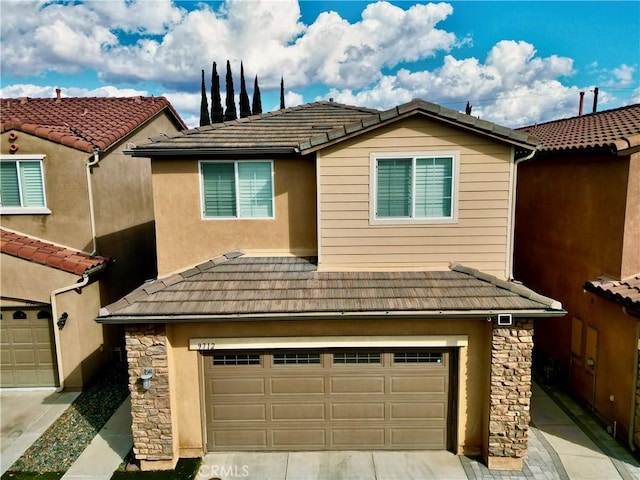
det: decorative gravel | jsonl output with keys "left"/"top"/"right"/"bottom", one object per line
{"left": 7, "top": 365, "right": 129, "bottom": 474}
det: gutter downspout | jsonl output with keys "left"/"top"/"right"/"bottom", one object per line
{"left": 50, "top": 274, "right": 90, "bottom": 392}
{"left": 629, "top": 316, "right": 639, "bottom": 451}
{"left": 507, "top": 147, "right": 537, "bottom": 280}
{"left": 86, "top": 148, "right": 100, "bottom": 256}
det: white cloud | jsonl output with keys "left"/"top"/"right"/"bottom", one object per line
{"left": 1, "top": 0, "right": 457, "bottom": 91}
{"left": 0, "top": 83, "right": 147, "bottom": 98}
{"left": 609, "top": 64, "right": 636, "bottom": 88}
{"left": 325, "top": 40, "right": 580, "bottom": 127}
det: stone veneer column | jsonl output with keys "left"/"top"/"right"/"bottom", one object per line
{"left": 486, "top": 318, "right": 534, "bottom": 470}
{"left": 125, "top": 324, "right": 175, "bottom": 469}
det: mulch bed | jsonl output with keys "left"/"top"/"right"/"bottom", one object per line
{"left": 4, "top": 365, "right": 129, "bottom": 476}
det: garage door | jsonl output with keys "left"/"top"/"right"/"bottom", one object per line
{"left": 0, "top": 307, "right": 57, "bottom": 387}
{"left": 203, "top": 350, "right": 450, "bottom": 451}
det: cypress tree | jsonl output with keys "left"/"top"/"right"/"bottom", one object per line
{"left": 252, "top": 75, "right": 262, "bottom": 115}
{"left": 239, "top": 61, "right": 251, "bottom": 118}
{"left": 280, "top": 76, "right": 285, "bottom": 110}
{"left": 224, "top": 60, "right": 237, "bottom": 121}
{"left": 211, "top": 62, "right": 223, "bottom": 123}
{"left": 199, "top": 69, "right": 210, "bottom": 126}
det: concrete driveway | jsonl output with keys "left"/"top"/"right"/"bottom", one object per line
{"left": 1, "top": 389, "right": 79, "bottom": 474}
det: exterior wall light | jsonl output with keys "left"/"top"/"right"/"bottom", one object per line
{"left": 57, "top": 312, "right": 68, "bottom": 329}
{"left": 141, "top": 368, "right": 153, "bottom": 390}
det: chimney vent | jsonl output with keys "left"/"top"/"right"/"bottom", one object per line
{"left": 578, "top": 91, "right": 585, "bottom": 116}
{"left": 592, "top": 87, "right": 599, "bottom": 113}
{"left": 55, "top": 88, "right": 61, "bottom": 101}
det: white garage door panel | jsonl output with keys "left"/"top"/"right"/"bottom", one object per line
{"left": 204, "top": 350, "right": 450, "bottom": 451}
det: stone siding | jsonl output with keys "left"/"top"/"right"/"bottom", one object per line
{"left": 488, "top": 318, "right": 534, "bottom": 466}
{"left": 125, "top": 324, "right": 174, "bottom": 462}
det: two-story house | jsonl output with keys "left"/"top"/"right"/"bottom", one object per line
{"left": 97, "top": 99, "right": 565, "bottom": 471}
{"left": 514, "top": 104, "right": 640, "bottom": 452}
{"left": 1, "top": 93, "right": 186, "bottom": 389}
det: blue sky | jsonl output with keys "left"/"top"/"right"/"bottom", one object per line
{"left": 1, "top": 1, "right": 638, "bottom": 128}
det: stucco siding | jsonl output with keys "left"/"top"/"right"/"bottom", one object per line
{"left": 1, "top": 133, "right": 92, "bottom": 252}
{"left": 153, "top": 158, "right": 317, "bottom": 276}
{"left": 318, "top": 118, "right": 513, "bottom": 277}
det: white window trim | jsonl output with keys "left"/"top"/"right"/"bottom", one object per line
{"left": 369, "top": 151, "right": 459, "bottom": 226}
{"left": 199, "top": 159, "right": 275, "bottom": 220}
{"left": 0, "top": 154, "right": 51, "bottom": 215}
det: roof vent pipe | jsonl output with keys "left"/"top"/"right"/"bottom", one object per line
{"left": 579, "top": 91, "right": 585, "bottom": 116}
{"left": 592, "top": 87, "right": 599, "bottom": 113}
{"left": 56, "top": 88, "right": 61, "bottom": 102}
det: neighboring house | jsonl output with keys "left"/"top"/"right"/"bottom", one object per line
{"left": 514, "top": 104, "right": 640, "bottom": 451}
{"left": 96, "top": 99, "right": 565, "bottom": 471}
{"left": 0, "top": 92, "right": 186, "bottom": 389}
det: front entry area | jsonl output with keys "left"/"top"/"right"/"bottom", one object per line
{"left": 203, "top": 349, "right": 452, "bottom": 451}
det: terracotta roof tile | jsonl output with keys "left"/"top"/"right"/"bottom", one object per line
{"left": 584, "top": 275, "right": 640, "bottom": 310}
{"left": 1, "top": 228, "right": 111, "bottom": 275}
{"left": 98, "top": 252, "right": 564, "bottom": 322}
{"left": 518, "top": 104, "right": 640, "bottom": 153}
{"left": 1, "top": 95, "right": 187, "bottom": 153}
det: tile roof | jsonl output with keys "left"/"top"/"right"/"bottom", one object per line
{"left": 1, "top": 94, "right": 187, "bottom": 153}
{"left": 584, "top": 275, "right": 640, "bottom": 310}
{"left": 97, "top": 252, "right": 564, "bottom": 323}
{"left": 1, "top": 228, "right": 111, "bottom": 276}
{"left": 129, "top": 99, "right": 538, "bottom": 158}
{"left": 517, "top": 104, "right": 640, "bottom": 153}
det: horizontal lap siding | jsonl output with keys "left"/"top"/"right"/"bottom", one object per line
{"left": 319, "top": 119, "right": 512, "bottom": 277}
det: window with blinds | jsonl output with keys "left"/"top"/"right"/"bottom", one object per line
{"left": 200, "top": 160, "right": 274, "bottom": 219}
{"left": 0, "top": 156, "right": 48, "bottom": 212}
{"left": 374, "top": 154, "right": 455, "bottom": 221}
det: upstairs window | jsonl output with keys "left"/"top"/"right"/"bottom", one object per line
{"left": 372, "top": 153, "right": 457, "bottom": 223}
{"left": 200, "top": 160, "right": 274, "bottom": 219}
{"left": 0, "top": 155, "right": 49, "bottom": 214}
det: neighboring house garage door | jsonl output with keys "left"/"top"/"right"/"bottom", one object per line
{"left": 0, "top": 307, "right": 57, "bottom": 387}
{"left": 203, "top": 350, "right": 450, "bottom": 451}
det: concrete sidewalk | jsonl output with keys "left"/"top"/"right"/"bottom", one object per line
{"left": 61, "top": 396, "right": 133, "bottom": 480}
{"left": 3, "top": 382, "right": 639, "bottom": 480}
{"left": 1, "top": 389, "right": 80, "bottom": 475}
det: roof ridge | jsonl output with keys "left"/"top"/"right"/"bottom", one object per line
{"left": 450, "top": 262, "right": 563, "bottom": 310}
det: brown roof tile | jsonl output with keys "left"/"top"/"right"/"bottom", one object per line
{"left": 129, "top": 99, "right": 538, "bottom": 158}
{"left": 1, "top": 228, "right": 111, "bottom": 275}
{"left": 1, "top": 95, "right": 187, "bottom": 153}
{"left": 518, "top": 104, "right": 640, "bottom": 153}
{"left": 98, "top": 253, "right": 564, "bottom": 322}
{"left": 584, "top": 275, "right": 640, "bottom": 310}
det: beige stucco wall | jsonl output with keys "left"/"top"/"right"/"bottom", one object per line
{"left": 514, "top": 151, "right": 638, "bottom": 443}
{"left": 1, "top": 133, "right": 92, "bottom": 251}
{"left": 1, "top": 254, "right": 109, "bottom": 388}
{"left": 164, "top": 318, "right": 492, "bottom": 457}
{"left": 318, "top": 118, "right": 514, "bottom": 278}
{"left": 621, "top": 152, "right": 640, "bottom": 278}
{"left": 152, "top": 158, "right": 317, "bottom": 276}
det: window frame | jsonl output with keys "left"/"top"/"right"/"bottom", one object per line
{"left": 0, "top": 154, "right": 50, "bottom": 215}
{"left": 369, "top": 151, "right": 458, "bottom": 225}
{"left": 199, "top": 159, "right": 275, "bottom": 220}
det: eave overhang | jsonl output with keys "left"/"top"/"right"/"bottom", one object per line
{"left": 96, "top": 308, "right": 566, "bottom": 325}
